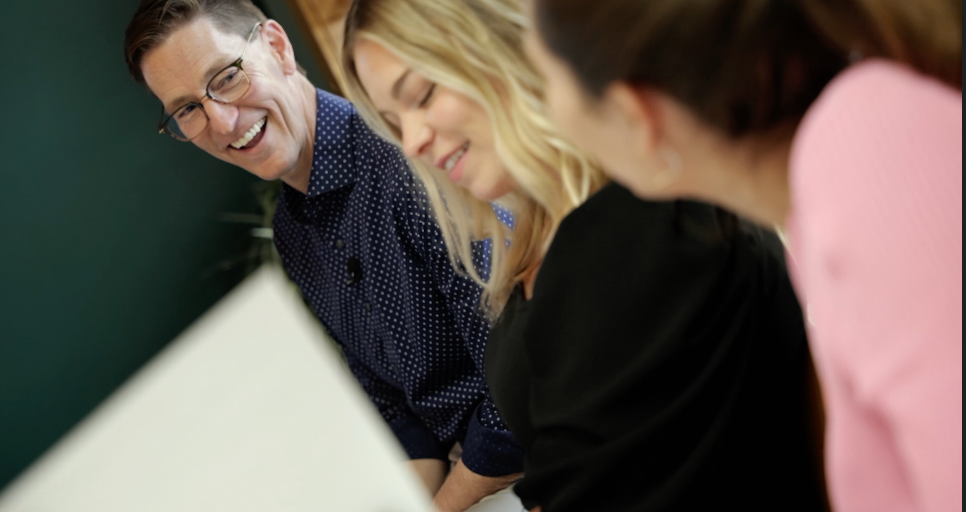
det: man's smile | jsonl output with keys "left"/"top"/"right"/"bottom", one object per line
{"left": 230, "top": 117, "right": 267, "bottom": 149}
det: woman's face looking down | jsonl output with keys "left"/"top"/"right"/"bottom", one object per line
{"left": 353, "top": 38, "right": 516, "bottom": 202}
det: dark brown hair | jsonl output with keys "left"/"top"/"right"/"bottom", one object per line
{"left": 124, "top": 0, "right": 267, "bottom": 84}
{"left": 534, "top": 0, "right": 962, "bottom": 137}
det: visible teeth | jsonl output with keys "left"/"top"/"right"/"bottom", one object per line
{"left": 230, "top": 118, "right": 266, "bottom": 149}
{"left": 444, "top": 142, "right": 470, "bottom": 172}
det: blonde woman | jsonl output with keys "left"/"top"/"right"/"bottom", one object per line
{"left": 343, "top": 3, "right": 606, "bottom": 323}
{"left": 342, "top": 0, "right": 824, "bottom": 510}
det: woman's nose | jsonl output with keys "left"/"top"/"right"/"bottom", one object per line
{"left": 401, "top": 116, "right": 433, "bottom": 160}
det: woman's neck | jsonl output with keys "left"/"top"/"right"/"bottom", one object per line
{"left": 521, "top": 262, "right": 541, "bottom": 300}
{"left": 683, "top": 130, "right": 793, "bottom": 230}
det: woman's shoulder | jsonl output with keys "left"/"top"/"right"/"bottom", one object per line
{"left": 560, "top": 182, "right": 670, "bottom": 225}
{"left": 552, "top": 183, "right": 678, "bottom": 250}
{"left": 548, "top": 183, "right": 730, "bottom": 264}
{"left": 791, "top": 59, "right": 961, "bottom": 190}
{"left": 534, "top": 183, "right": 734, "bottom": 304}
{"left": 805, "top": 59, "right": 960, "bottom": 118}
{"left": 789, "top": 58, "right": 962, "bottom": 250}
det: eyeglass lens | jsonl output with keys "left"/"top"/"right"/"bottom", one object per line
{"left": 165, "top": 67, "right": 252, "bottom": 141}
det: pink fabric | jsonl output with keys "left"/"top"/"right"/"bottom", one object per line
{"left": 787, "top": 60, "right": 962, "bottom": 512}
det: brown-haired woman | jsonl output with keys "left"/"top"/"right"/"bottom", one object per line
{"left": 525, "top": 2, "right": 962, "bottom": 512}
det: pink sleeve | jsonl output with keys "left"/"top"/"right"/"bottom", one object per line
{"left": 790, "top": 61, "right": 962, "bottom": 512}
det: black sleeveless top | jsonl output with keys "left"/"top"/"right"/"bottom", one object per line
{"left": 485, "top": 184, "right": 823, "bottom": 511}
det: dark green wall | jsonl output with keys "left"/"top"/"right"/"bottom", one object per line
{"left": 0, "top": 0, "right": 325, "bottom": 489}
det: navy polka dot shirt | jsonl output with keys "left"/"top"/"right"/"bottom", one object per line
{"left": 272, "top": 89, "right": 524, "bottom": 476}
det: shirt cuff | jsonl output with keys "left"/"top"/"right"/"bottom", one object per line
{"left": 389, "top": 415, "right": 450, "bottom": 461}
{"left": 460, "top": 403, "right": 526, "bottom": 477}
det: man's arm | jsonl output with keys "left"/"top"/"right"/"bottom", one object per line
{"left": 311, "top": 90, "right": 510, "bottom": 503}
{"left": 407, "top": 459, "right": 448, "bottom": 496}
{"left": 379, "top": 117, "right": 524, "bottom": 509}
{"left": 434, "top": 460, "right": 521, "bottom": 512}
{"left": 343, "top": 352, "right": 449, "bottom": 463}
{"left": 425, "top": 240, "right": 526, "bottom": 511}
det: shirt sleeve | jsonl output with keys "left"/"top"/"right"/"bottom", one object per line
{"left": 333, "top": 82, "right": 523, "bottom": 475}
{"left": 789, "top": 61, "right": 963, "bottom": 512}
{"left": 343, "top": 350, "right": 450, "bottom": 462}
{"left": 434, "top": 238, "right": 526, "bottom": 477}
{"left": 393, "top": 190, "right": 525, "bottom": 477}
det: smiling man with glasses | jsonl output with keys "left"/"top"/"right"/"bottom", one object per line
{"left": 156, "top": 21, "right": 262, "bottom": 143}
{"left": 123, "top": 2, "right": 524, "bottom": 510}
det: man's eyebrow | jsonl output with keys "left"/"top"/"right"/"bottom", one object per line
{"left": 391, "top": 69, "right": 413, "bottom": 100}
{"left": 163, "top": 59, "right": 234, "bottom": 113}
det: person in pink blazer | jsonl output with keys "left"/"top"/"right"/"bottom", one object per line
{"left": 522, "top": 1, "right": 962, "bottom": 511}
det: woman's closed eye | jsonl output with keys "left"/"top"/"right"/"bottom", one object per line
{"left": 418, "top": 83, "right": 437, "bottom": 107}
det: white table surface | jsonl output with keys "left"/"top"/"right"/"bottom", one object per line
{"left": 0, "top": 266, "right": 434, "bottom": 512}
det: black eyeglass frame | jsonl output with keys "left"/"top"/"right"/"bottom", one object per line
{"left": 157, "top": 22, "right": 263, "bottom": 141}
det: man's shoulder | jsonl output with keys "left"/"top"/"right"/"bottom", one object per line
{"left": 312, "top": 89, "right": 396, "bottom": 166}
{"left": 308, "top": 88, "right": 404, "bottom": 193}
{"left": 306, "top": 89, "right": 440, "bottom": 238}
{"left": 315, "top": 88, "right": 354, "bottom": 116}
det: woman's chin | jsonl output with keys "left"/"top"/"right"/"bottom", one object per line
{"left": 465, "top": 176, "right": 515, "bottom": 203}
{"left": 469, "top": 184, "right": 510, "bottom": 203}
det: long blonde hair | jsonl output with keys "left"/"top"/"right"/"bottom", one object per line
{"left": 342, "top": 0, "right": 607, "bottom": 317}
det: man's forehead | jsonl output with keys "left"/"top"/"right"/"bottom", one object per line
{"left": 141, "top": 17, "right": 245, "bottom": 111}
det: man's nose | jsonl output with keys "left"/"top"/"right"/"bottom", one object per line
{"left": 400, "top": 115, "right": 433, "bottom": 160}
{"left": 203, "top": 99, "right": 238, "bottom": 135}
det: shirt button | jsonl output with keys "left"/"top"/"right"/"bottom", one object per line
{"left": 335, "top": 239, "right": 345, "bottom": 249}
{"left": 364, "top": 302, "right": 372, "bottom": 312}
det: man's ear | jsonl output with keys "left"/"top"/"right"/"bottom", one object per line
{"left": 601, "top": 82, "right": 664, "bottom": 163}
{"left": 261, "top": 19, "right": 298, "bottom": 75}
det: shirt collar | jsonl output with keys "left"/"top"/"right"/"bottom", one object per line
{"left": 305, "top": 88, "right": 360, "bottom": 198}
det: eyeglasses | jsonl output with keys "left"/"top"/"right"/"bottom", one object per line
{"left": 158, "top": 22, "right": 262, "bottom": 141}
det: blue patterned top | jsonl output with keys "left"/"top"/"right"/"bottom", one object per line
{"left": 272, "top": 89, "right": 524, "bottom": 476}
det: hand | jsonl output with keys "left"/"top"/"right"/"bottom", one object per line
{"left": 433, "top": 459, "right": 523, "bottom": 512}
{"left": 406, "top": 459, "right": 448, "bottom": 496}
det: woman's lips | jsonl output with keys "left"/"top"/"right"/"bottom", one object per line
{"left": 438, "top": 142, "right": 470, "bottom": 182}
{"left": 447, "top": 146, "right": 468, "bottom": 183}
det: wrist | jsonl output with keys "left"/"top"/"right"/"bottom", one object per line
{"left": 433, "top": 459, "right": 521, "bottom": 512}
